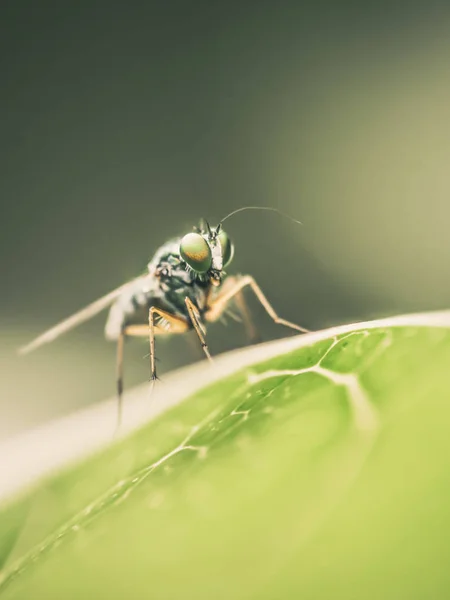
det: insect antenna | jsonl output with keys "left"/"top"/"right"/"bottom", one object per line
{"left": 218, "top": 206, "right": 303, "bottom": 226}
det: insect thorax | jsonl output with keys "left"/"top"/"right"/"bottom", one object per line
{"left": 104, "top": 238, "right": 216, "bottom": 340}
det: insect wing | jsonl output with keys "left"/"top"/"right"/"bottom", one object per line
{"left": 18, "top": 275, "right": 150, "bottom": 355}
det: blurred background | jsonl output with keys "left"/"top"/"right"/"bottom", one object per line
{"left": 2, "top": 1, "right": 450, "bottom": 439}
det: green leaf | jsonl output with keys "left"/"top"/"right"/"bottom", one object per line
{"left": 1, "top": 312, "right": 450, "bottom": 599}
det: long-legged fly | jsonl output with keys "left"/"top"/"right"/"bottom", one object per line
{"left": 19, "top": 207, "right": 309, "bottom": 426}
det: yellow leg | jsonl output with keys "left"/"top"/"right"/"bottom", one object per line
{"left": 234, "top": 289, "right": 260, "bottom": 343}
{"left": 148, "top": 308, "right": 189, "bottom": 380}
{"left": 205, "top": 275, "right": 310, "bottom": 334}
{"left": 185, "top": 297, "right": 213, "bottom": 362}
{"left": 115, "top": 332, "right": 124, "bottom": 431}
{"left": 114, "top": 314, "right": 188, "bottom": 432}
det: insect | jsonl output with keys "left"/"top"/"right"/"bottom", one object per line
{"left": 19, "top": 207, "right": 310, "bottom": 426}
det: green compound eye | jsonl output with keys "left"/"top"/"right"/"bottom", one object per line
{"left": 218, "top": 230, "right": 234, "bottom": 267}
{"left": 180, "top": 233, "right": 212, "bottom": 273}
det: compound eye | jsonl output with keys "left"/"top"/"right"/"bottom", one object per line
{"left": 180, "top": 233, "right": 212, "bottom": 273}
{"left": 218, "top": 230, "right": 234, "bottom": 267}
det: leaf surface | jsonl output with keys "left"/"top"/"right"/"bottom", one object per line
{"left": 1, "top": 313, "right": 450, "bottom": 599}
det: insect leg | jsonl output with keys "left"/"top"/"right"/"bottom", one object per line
{"left": 149, "top": 308, "right": 158, "bottom": 381}
{"left": 148, "top": 307, "right": 190, "bottom": 380}
{"left": 234, "top": 289, "right": 261, "bottom": 344}
{"left": 185, "top": 297, "right": 213, "bottom": 362}
{"left": 116, "top": 332, "right": 125, "bottom": 430}
{"left": 112, "top": 316, "right": 187, "bottom": 430}
{"left": 206, "top": 275, "right": 310, "bottom": 334}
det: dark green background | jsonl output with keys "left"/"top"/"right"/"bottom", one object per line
{"left": 2, "top": 1, "right": 450, "bottom": 437}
